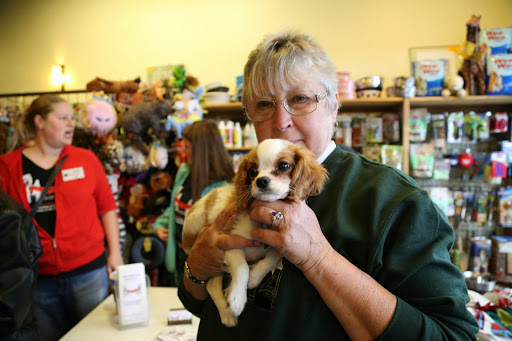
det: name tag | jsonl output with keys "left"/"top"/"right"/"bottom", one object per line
{"left": 61, "top": 167, "right": 85, "bottom": 182}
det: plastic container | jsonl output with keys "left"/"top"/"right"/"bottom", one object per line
{"left": 233, "top": 122, "right": 242, "bottom": 148}
{"left": 225, "top": 121, "right": 234, "bottom": 148}
{"left": 203, "top": 92, "right": 231, "bottom": 105}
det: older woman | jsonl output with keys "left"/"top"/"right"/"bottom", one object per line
{"left": 179, "top": 31, "right": 478, "bottom": 340}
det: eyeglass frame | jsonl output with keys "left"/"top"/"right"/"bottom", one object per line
{"left": 244, "top": 91, "right": 329, "bottom": 122}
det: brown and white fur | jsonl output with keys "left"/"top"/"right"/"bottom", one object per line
{"left": 182, "top": 139, "right": 328, "bottom": 327}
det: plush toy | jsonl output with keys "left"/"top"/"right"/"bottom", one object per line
{"left": 119, "top": 100, "right": 171, "bottom": 147}
{"left": 123, "top": 144, "right": 149, "bottom": 175}
{"left": 87, "top": 76, "right": 140, "bottom": 94}
{"left": 149, "top": 142, "right": 169, "bottom": 170}
{"left": 442, "top": 75, "right": 467, "bottom": 98}
{"left": 98, "top": 140, "right": 126, "bottom": 175}
{"left": 165, "top": 89, "right": 203, "bottom": 139}
{"left": 460, "top": 15, "right": 487, "bottom": 95}
{"left": 81, "top": 96, "right": 118, "bottom": 137}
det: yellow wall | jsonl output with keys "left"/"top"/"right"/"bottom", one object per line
{"left": 0, "top": 0, "right": 510, "bottom": 95}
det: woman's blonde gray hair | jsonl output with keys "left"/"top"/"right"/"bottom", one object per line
{"left": 242, "top": 30, "right": 338, "bottom": 112}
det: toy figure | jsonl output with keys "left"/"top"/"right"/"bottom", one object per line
{"left": 165, "top": 89, "right": 203, "bottom": 139}
{"left": 460, "top": 15, "right": 487, "bottom": 95}
{"left": 81, "top": 95, "right": 118, "bottom": 137}
{"left": 149, "top": 142, "right": 169, "bottom": 170}
{"left": 86, "top": 76, "right": 140, "bottom": 94}
{"left": 442, "top": 75, "right": 467, "bottom": 98}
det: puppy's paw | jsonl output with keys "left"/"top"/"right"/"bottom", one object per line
{"left": 248, "top": 270, "right": 264, "bottom": 289}
{"left": 220, "top": 310, "right": 238, "bottom": 327}
{"left": 228, "top": 292, "right": 247, "bottom": 317}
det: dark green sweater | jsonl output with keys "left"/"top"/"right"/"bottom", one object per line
{"left": 178, "top": 146, "right": 479, "bottom": 340}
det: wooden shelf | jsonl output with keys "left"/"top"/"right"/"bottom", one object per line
{"left": 340, "top": 98, "right": 404, "bottom": 112}
{"left": 202, "top": 96, "right": 512, "bottom": 176}
{"left": 227, "top": 146, "right": 252, "bottom": 152}
{"left": 410, "top": 95, "right": 512, "bottom": 112}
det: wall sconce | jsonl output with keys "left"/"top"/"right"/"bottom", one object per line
{"left": 51, "top": 64, "right": 66, "bottom": 91}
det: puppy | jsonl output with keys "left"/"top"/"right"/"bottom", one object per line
{"left": 182, "top": 139, "right": 328, "bottom": 327}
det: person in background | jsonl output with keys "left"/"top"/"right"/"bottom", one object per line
{"left": 0, "top": 95, "right": 123, "bottom": 341}
{"left": 0, "top": 188, "right": 42, "bottom": 341}
{"left": 154, "top": 119, "right": 235, "bottom": 286}
{"left": 178, "top": 31, "right": 479, "bottom": 340}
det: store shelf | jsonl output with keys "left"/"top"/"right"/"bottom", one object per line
{"left": 227, "top": 146, "right": 252, "bottom": 152}
{"left": 340, "top": 98, "right": 404, "bottom": 112}
{"left": 202, "top": 96, "right": 512, "bottom": 176}
{"left": 410, "top": 95, "right": 512, "bottom": 112}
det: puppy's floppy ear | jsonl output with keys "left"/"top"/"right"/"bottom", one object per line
{"left": 288, "top": 145, "right": 328, "bottom": 202}
{"left": 233, "top": 152, "right": 254, "bottom": 212}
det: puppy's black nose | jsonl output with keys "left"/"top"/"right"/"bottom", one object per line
{"left": 256, "top": 176, "right": 270, "bottom": 189}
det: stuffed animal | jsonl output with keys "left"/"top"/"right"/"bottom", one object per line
{"left": 119, "top": 100, "right": 171, "bottom": 147}
{"left": 98, "top": 140, "right": 126, "bottom": 175}
{"left": 149, "top": 142, "right": 169, "bottom": 170}
{"left": 124, "top": 144, "right": 149, "bottom": 175}
{"left": 460, "top": 15, "right": 487, "bottom": 95}
{"left": 81, "top": 96, "right": 118, "bottom": 137}
{"left": 165, "top": 89, "right": 203, "bottom": 139}
{"left": 442, "top": 75, "right": 467, "bottom": 98}
{"left": 87, "top": 76, "right": 140, "bottom": 94}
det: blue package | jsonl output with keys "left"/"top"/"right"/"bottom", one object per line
{"left": 481, "top": 27, "right": 512, "bottom": 55}
{"left": 412, "top": 59, "right": 446, "bottom": 96}
{"left": 487, "top": 53, "right": 512, "bottom": 95}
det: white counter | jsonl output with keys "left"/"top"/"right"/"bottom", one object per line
{"left": 60, "top": 287, "right": 199, "bottom": 341}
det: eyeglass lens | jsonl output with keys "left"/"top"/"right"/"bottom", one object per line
{"left": 247, "top": 91, "right": 322, "bottom": 121}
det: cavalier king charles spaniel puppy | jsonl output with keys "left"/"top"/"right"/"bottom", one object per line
{"left": 182, "top": 138, "right": 328, "bottom": 326}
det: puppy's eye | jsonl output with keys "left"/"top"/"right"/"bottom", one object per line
{"left": 277, "top": 162, "right": 290, "bottom": 171}
{"left": 248, "top": 167, "right": 258, "bottom": 177}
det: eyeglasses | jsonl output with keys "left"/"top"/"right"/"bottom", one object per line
{"left": 245, "top": 90, "right": 328, "bottom": 122}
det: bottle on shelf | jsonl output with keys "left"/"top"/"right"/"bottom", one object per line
{"left": 233, "top": 122, "right": 242, "bottom": 148}
{"left": 225, "top": 120, "right": 234, "bottom": 148}
{"left": 218, "top": 120, "right": 226, "bottom": 145}
{"left": 243, "top": 123, "right": 251, "bottom": 147}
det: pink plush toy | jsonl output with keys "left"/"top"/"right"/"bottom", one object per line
{"left": 82, "top": 98, "right": 118, "bottom": 137}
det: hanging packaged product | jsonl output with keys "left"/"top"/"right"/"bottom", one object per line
{"left": 462, "top": 112, "right": 480, "bottom": 143}
{"left": 431, "top": 113, "right": 447, "bottom": 152}
{"left": 362, "top": 144, "right": 381, "bottom": 163}
{"left": 351, "top": 114, "right": 366, "bottom": 147}
{"left": 432, "top": 158, "right": 451, "bottom": 180}
{"left": 409, "top": 142, "right": 435, "bottom": 178}
{"left": 477, "top": 112, "right": 490, "bottom": 140}
{"left": 502, "top": 141, "right": 512, "bottom": 178}
{"left": 486, "top": 53, "right": 512, "bottom": 95}
{"left": 428, "top": 187, "right": 455, "bottom": 217}
{"left": 499, "top": 188, "right": 512, "bottom": 227}
{"left": 480, "top": 27, "right": 512, "bottom": 56}
{"left": 489, "top": 112, "right": 509, "bottom": 133}
{"left": 409, "top": 108, "right": 429, "bottom": 142}
{"left": 447, "top": 112, "right": 464, "bottom": 143}
{"left": 336, "top": 114, "right": 352, "bottom": 146}
{"left": 382, "top": 113, "right": 400, "bottom": 143}
{"left": 366, "top": 115, "right": 383, "bottom": 143}
{"left": 381, "top": 145, "right": 403, "bottom": 170}
{"left": 412, "top": 59, "right": 446, "bottom": 96}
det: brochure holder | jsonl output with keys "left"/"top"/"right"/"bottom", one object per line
{"left": 111, "top": 263, "right": 149, "bottom": 328}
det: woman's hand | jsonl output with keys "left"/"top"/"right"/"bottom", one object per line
{"left": 184, "top": 203, "right": 262, "bottom": 299}
{"left": 107, "top": 250, "right": 123, "bottom": 276}
{"left": 249, "top": 200, "right": 333, "bottom": 273}
{"left": 155, "top": 227, "right": 169, "bottom": 243}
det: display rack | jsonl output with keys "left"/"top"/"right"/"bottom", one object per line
{"left": 203, "top": 96, "right": 512, "bottom": 175}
